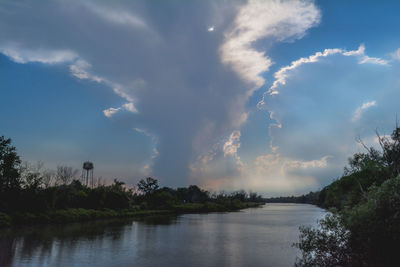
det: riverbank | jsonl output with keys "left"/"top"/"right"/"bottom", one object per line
{"left": 0, "top": 204, "right": 322, "bottom": 267}
{"left": 0, "top": 202, "right": 263, "bottom": 227}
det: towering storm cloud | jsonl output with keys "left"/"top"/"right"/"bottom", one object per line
{"left": 1, "top": 0, "right": 399, "bottom": 194}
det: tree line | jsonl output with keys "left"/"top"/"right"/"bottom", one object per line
{"left": 0, "top": 136, "right": 263, "bottom": 226}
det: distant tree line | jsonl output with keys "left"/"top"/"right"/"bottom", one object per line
{"left": 0, "top": 136, "right": 263, "bottom": 226}
{"left": 263, "top": 191, "right": 319, "bottom": 204}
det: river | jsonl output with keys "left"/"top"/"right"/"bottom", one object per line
{"left": 0, "top": 204, "right": 325, "bottom": 267}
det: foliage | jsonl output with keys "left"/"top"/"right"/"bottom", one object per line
{"left": 137, "top": 177, "right": 159, "bottom": 195}
{"left": 0, "top": 135, "right": 264, "bottom": 227}
{"left": 295, "top": 126, "right": 400, "bottom": 266}
{"left": 264, "top": 191, "right": 319, "bottom": 204}
{"left": 56, "top": 165, "right": 78, "bottom": 185}
{"left": 0, "top": 136, "right": 21, "bottom": 192}
{"left": 294, "top": 214, "right": 352, "bottom": 267}
{"left": 0, "top": 212, "right": 11, "bottom": 227}
{"left": 342, "top": 176, "right": 400, "bottom": 266}
{"left": 176, "top": 185, "right": 209, "bottom": 203}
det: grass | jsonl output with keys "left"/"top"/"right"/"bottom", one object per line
{"left": 1, "top": 202, "right": 264, "bottom": 227}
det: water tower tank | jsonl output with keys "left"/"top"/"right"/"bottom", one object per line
{"left": 83, "top": 161, "right": 94, "bottom": 170}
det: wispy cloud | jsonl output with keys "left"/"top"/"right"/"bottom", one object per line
{"left": 103, "top": 107, "right": 121, "bottom": 118}
{"left": 262, "top": 44, "right": 388, "bottom": 100}
{"left": 0, "top": 42, "right": 140, "bottom": 118}
{"left": 83, "top": 2, "right": 149, "bottom": 30}
{"left": 391, "top": 48, "right": 400, "bottom": 61}
{"left": 261, "top": 48, "right": 343, "bottom": 98}
{"left": 0, "top": 44, "right": 77, "bottom": 64}
{"left": 69, "top": 59, "right": 104, "bottom": 83}
{"left": 344, "top": 44, "right": 388, "bottom": 65}
{"left": 359, "top": 56, "right": 388, "bottom": 65}
{"left": 352, "top": 101, "right": 377, "bottom": 122}
{"left": 103, "top": 102, "right": 138, "bottom": 118}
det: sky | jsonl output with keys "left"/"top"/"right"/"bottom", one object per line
{"left": 1, "top": 0, "right": 400, "bottom": 196}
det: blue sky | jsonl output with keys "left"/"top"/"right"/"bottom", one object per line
{"left": 1, "top": 0, "right": 399, "bottom": 196}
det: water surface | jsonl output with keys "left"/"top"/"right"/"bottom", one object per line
{"left": 0, "top": 204, "right": 325, "bottom": 267}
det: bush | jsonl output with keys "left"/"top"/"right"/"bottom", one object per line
{"left": 343, "top": 176, "right": 400, "bottom": 266}
{"left": 294, "top": 214, "right": 352, "bottom": 267}
{"left": 0, "top": 212, "right": 11, "bottom": 227}
{"left": 296, "top": 125, "right": 400, "bottom": 266}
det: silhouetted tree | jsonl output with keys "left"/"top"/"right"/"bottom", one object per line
{"left": 187, "top": 185, "right": 208, "bottom": 202}
{"left": 230, "top": 190, "right": 247, "bottom": 202}
{"left": 20, "top": 161, "right": 44, "bottom": 190}
{"left": 56, "top": 165, "right": 78, "bottom": 185}
{"left": 42, "top": 169, "right": 56, "bottom": 188}
{"left": 0, "top": 136, "right": 21, "bottom": 192}
{"left": 137, "top": 177, "right": 159, "bottom": 195}
{"left": 296, "top": 125, "right": 400, "bottom": 266}
{"left": 294, "top": 214, "right": 352, "bottom": 266}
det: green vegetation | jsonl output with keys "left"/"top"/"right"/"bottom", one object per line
{"left": 294, "top": 126, "right": 400, "bottom": 266}
{"left": 0, "top": 136, "right": 263, "bottom": 227}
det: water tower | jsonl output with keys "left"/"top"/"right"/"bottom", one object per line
{"left": 82, "top": 161, "right": 94, "bottom": 187}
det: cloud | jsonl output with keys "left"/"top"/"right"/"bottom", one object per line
{"left": 220, "top": 0, "right": 320, "bottom": 91}
{"left": 262, "top": 48, "right": 343, "bottom": 98}
{"left": 393, "top": 48, "right": 400, "bottom": 60}
{"left": 4, "top": 0, "right": 397, "bottom": 195}
{"left": 352, "top": 101, "right": 377, "bottom": 122}
{"left": 258, "top": 44, "right": 388, "bottom": 140}
{"left": 190, "top": 148, "right": 331, "bottom": 195}
{"left": 123, "top": 102, "right": 137, "bottom": 113}
{"left": 359, "top": 56, "right": 388, "bottom": 65}
{"left": 103, "top": 107, "right": 121, "bottom": 118}
{"left": 193, "top": 43, "right": 397, "bottom": 195}
{"left": 103, "top": 102, "right": 138, "bottom": 118}
{"left": 260, "top": 44, "right": 388, "bottom": 100}
{"left": 254, "top": 45, "right": 399, "bottom": 192}
{"left": 0, "top": 0, "right": 329, "bottom": 191}
{"left": 69, "top": 59, "right": 105, "bottom": 83}
{"left": 83, "top": 2, "right": 149, "bottom": 30}
{"left": 0, "top": 44, "right": 77, "bottom": 64}
{"left": 223, "top": 130, "right": 241, "bottom": 157}
{"left": 344, "top": 44, "right": 388, "bottom": 65}
{"left": 134, "top": 128, "right": 159, "bottom": 176}
{"left": 285, "top": 155, "right": 331, "bottom": 170}
{"left": 0, "top": 0, "right": 254, "bottom": 186}
{"left": 69, "top": 60, "right": 141, "bottom": 115}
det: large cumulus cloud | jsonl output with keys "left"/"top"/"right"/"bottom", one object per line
{"left": 0, "top": 0, "right": 321, "bottom": 188}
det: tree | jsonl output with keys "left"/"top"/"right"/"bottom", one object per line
{"left": 56, "top": 165, "right": 78, "bottom": 185}
{"left": 296, "top": 125, "right": 400, "bottom": 266}
{"left": 294, "top": 214, "right": 352, "bottom": 267}
{"left": 0, "top": 136, "right": 21, "bottom": 192}
{"left": 42, "top": 169, "right": 56, "bottom": 188}
{"left": 20, "top": 161, "right": 44, "bottom": 190}
{"left": 187, "top": 185, "right": 208, "bottom": 202}
{"left": 343, "top": 176, "right": 400, "bottom": 266}
{"left": 230, "top": 190, "right": 247, "bottom": 202}
{"left": 137, "top": 177, "right": 159, "bottom": 195}
{"left": 111, "top": 179, "right": 125, "bottom": 192}
{"left": 249, "top": 191, "right": 263, "bottom": 202}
